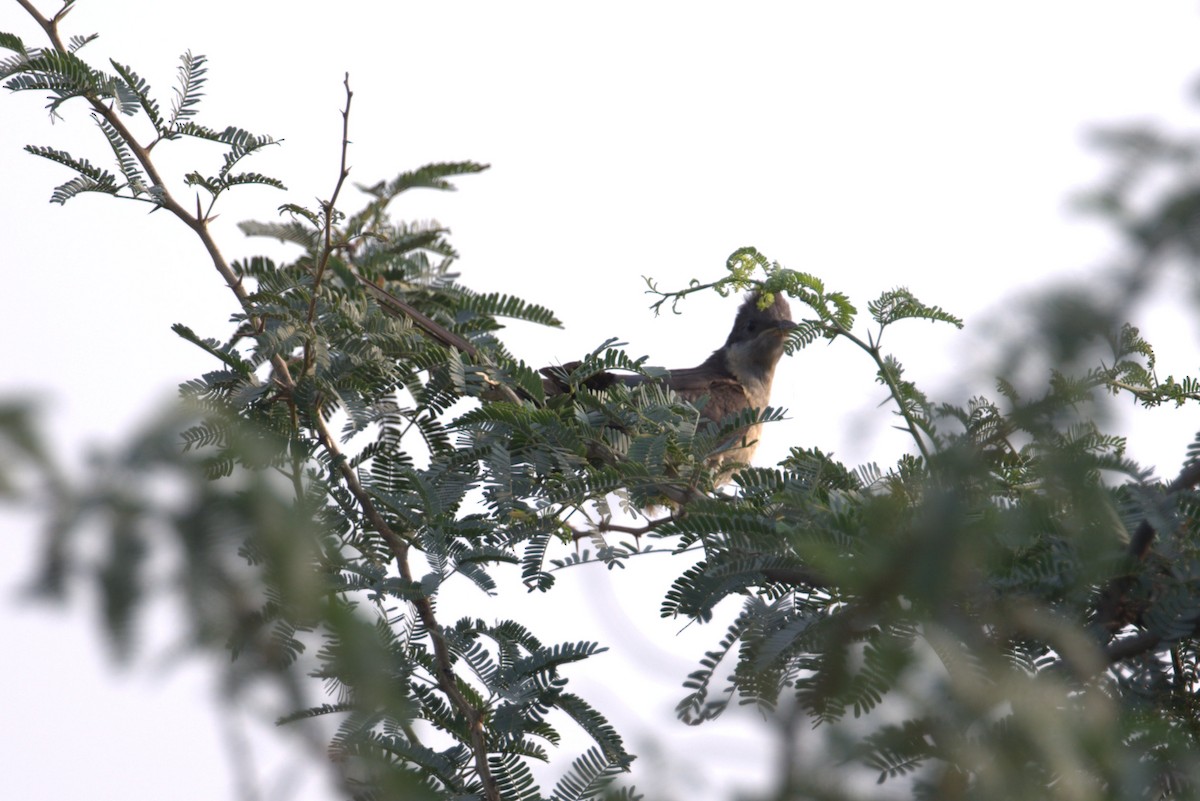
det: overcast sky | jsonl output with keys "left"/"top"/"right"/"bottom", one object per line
{"left": 5, "top": 3, "right": 1200, "bottom": 800}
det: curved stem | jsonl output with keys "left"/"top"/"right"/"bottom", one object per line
{"left": 832, "top": 322, "right": 934, "bottom": 463}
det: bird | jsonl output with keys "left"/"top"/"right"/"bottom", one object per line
{"left": 541, "top": 292, "right": 798, "bottom": 477}
{"left": 357, "top": 275, "right": 797, "bottom": 482}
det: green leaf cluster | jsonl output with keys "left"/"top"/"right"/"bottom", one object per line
{"left": 2, "top": 34, "right": 281, "bottom": 208}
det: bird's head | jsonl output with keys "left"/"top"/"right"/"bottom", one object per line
{"left": 721, "top": 292, "right": 797, "bottom": 377}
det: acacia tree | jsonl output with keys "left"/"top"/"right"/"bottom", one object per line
{"left": 6, "top": 3, "right": 1200, "bottom": 800}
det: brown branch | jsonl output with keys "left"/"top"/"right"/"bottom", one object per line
{"left": 357, "top": 276, "right": 480, "bottom": 355}
{"left": 594, "top": 514, "right": 677, "bottom": 538}
{"left": 17, "top": 1, "right": 280, "bottom": 348}
{"left": 281, "top": 77, "right": 499, "bottom": 801}
{"left": 357, "top": 276, "right": 526, "bottom": 405}
{"left": 15, "top": 0, "right": 69, "bottom": 52}
{"left": 311, "top": 415, "right": 499, "bottom": 801}
{"left": 294, "top": 73, "right": 355, "bottom": 467}
{"left": 19, "top": 12, "right": 311, "bottom": 506}
{"left": 306, "top": 73, "right": 353, "bottom": 329}
{"left": 563, "top": 512, "right": 677, "bottom": 545}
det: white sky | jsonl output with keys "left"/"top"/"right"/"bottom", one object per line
{"left": 4, "top": 2, "right": 1200, "bottom": 800}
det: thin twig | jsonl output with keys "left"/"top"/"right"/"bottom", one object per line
{"left": 596, "top": 514, "right": 677, "bottom": 537}
{"left": 306, "top": 73, "right": 354, "bottom": 329}
{"left": 290, "top": 75, "right": 356, "bottom": 498}
{"left": 15, "top": 0, "right": 68, "bottom": 51}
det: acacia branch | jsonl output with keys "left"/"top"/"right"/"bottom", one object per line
{"left": 595, "top": 514, "right": 677, "bottom": 538}
{"left": 310, "top": 414, "right": 499, "bottom": 801}
{"left": 17, "top": 1, "right": 283, "bottom": 349}
{"left": 271, "top": 78, "right": 499, "bottom": 801}
{"left": 1108, "top": 378, "right": 1200, "bottom": 404}
{"left": 15, "top": 0, "right": 67, "bottom": 52}
{"left": 306, "top": 73, "right": 353, "bottom": 329}
{"left": 17, "top": 1, "right": 310, "bottom": 515}
{"left": 16, "top": 5, "right": 498, "bottom": 794}
{"left": 357, "top": 277, "right": 526, "bottom": 405}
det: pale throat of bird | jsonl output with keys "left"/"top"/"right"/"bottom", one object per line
{"left": 723, "top": 345, "right": 778, "bottom": 410}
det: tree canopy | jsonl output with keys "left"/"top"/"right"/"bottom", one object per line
{"left": 6, "top": 3, "right": 1200, "bottom": 800}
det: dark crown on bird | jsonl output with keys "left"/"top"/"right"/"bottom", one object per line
{"left": 723, "top": 292, "right": 795, "bottom": 347}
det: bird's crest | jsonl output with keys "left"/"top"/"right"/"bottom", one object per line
{"left": 724, "top": 292, "right": 795, "bottom": 347}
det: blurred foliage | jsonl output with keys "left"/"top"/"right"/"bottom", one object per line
{"left": 8, "top": 4, "right": 1200, "bottom": 801}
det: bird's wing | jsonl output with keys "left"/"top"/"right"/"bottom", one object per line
{"left": 657, "top": 368, "right": 761, "bottom": 467}
{"left": 545, "top": 364, "right": 750, "bottom": 424}
{"left": 616, "top": 367, "right": 747, "bottom": 424}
